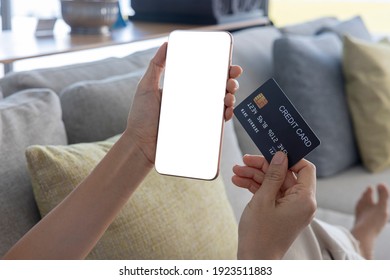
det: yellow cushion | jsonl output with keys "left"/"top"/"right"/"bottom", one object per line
{"left": 25, "top": 136, "right": 238, "bottom": 259}
{"left": 343, "top": 36, "right": 390, "bottom": 172}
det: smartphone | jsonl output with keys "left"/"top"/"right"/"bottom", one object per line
{"left": 155, "top": 30, "right": 233, "bottom": 180}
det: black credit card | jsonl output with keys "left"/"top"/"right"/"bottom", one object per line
{"left": 234, "top": 78, "right": 321, "bottom": 168}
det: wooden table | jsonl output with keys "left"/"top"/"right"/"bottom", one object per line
{"left": 0, "top": 17, "right": 269, "bottom": 73}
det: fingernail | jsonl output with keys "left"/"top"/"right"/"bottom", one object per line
{"left": 271, "top": 151, "right": 286, "bottom": 165}
{"left": 234, "top": 80, "right": 239, "bottom": 90}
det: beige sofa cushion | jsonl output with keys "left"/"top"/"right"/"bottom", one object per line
{"left": 25, "top": 136, "right": 238, "bottom": 260}
{"left": 343, "top": 36, "right": 390, "bottom": 172}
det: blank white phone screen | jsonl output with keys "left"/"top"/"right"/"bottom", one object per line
{"left": 155, "top": 30, "right": 232, "bottom": 180}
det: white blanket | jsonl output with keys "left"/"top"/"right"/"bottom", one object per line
{"left": 283, "top": 219, "right": 363, "bottom": 260}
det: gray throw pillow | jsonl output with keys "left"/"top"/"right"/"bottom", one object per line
{"left": 0, "top": 89, "right": 67, "bottom": 256}
{"left": 317, "top": 16, "right": 372, "bottom": 41}
{"left": 280, "top": 17, "right": 339, "bottom": 36}
{"left": 60, "top": 71, "right": 143, "bottom": 144}
{"left": 0, "top": 57, "right": 140, "bottom": 98}
{"left": 273, "top": 34, "right": 359, "bottom": 177}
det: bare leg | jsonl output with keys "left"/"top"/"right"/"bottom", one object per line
{"left": 351, "top": 184, "right": 389, "bottom": 259}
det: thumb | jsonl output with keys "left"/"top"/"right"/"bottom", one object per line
{"left": 139, "top": 42, "right": 167, "bottom": 92}
{"left": 255, "top": 151, "right": 288, "bottom": 204}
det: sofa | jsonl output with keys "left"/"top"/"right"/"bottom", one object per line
{"left": 1, "top": 16, "right": 389, "bottom": 259}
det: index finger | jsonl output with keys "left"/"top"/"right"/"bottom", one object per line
{"left": 138, "top": 42, "right": 167, "bottom": 92}
{"left": 243, "top": 154, "right": 269, "bottom": 172}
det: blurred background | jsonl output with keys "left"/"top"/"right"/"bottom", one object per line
{"left": 270, "top": 0, "right": 390, "bottom": 34}
{"left": 1, "top": 0, "right": 389, "bottom": 76}
{"left": 3, "top": 0, "right": 389, "bottom": 33}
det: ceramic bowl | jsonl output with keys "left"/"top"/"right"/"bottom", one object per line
{"left": 61, "top": 0, "right": 119, "bottom": 35}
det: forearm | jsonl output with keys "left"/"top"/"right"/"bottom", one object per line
{"left": 3, "top": 132, "right": 152, "bottom": 260}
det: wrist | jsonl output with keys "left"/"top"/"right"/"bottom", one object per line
{"left": 122, "top": 129, "right": 154, "bottom": 169}
{"left": 237, "top": 228, "right": 286, "bottom": 260}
